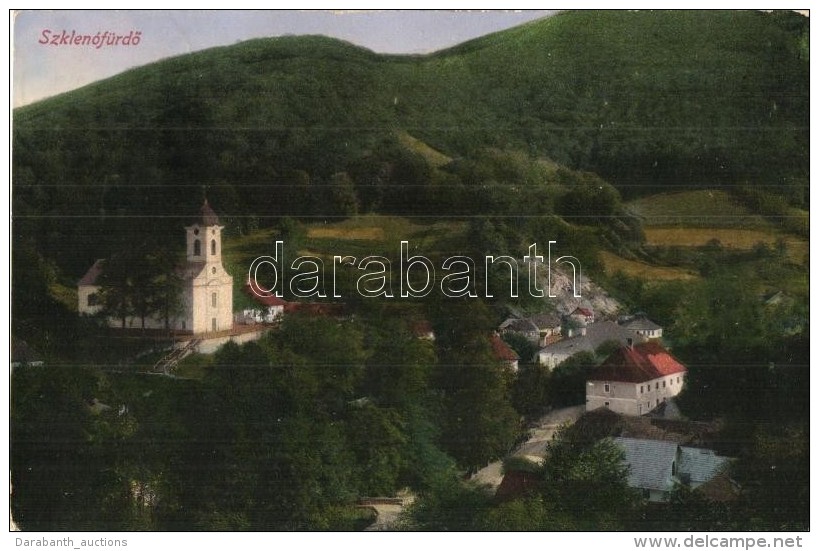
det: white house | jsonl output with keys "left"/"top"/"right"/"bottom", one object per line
{"left": 537, "top": 321, "right": 645, "bottom": 369}
{"left": 78, "top": 200, "right": 234, "bottom": 334}
{"left": 613, "top": 437, "right": 732, "bottom": 502}
{"left": 585, "top": 341, "right": 686, "bottom": 416}
{"left": 621, "top": 316, "right": 663, "bottom": 340}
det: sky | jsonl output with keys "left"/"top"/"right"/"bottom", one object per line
{"left": 12, "top": 10, "right": 556, "bottom": 107}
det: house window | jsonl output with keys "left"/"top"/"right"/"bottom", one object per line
{"left": 211, "top": 239, "right": 217, "bottom": 256}
{"left": 640, "top": 385, "right": 644, "bottom": 394}
{"left": 87, "top": 293, "right": 98, "bottom": 307}
{"left": 656, "top": 399, "right": 660, "bottom": 406}
{"left": 212, "top": 292, "right": 217, "bottom": 308}
{"left": 677, "top": 376, "right": 680, "bottom": 384}
{"left": 604, "top": 383, "right": 610, "bottom": 393}
{"left": 663, "top": 380, "right": 666, "bottom": 388}
{"left": 655, "top": 382, "right": 659, "bottom": 390}
{"left": 604, "top": 401, "right": 610, "bottom": 407}
{"left": 194, "top": 239, "right": 201, "bottom": 256}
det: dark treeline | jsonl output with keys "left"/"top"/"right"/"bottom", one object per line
{"left": 11, "top": 306, "right": 521, "bottom": 530}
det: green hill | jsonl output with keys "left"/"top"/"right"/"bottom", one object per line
{"left": 12, "top": 10, "right": 809, "bottom": 277}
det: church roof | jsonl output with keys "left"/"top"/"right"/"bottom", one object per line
{"left": 200, "top": 199, "right": 220, "bottom": 226}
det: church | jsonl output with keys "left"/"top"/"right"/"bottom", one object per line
{"left": 78, "top": 200, "right": 234, "bottom": 334}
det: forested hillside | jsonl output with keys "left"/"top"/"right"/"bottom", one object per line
{"left": 13, "top": 10, "right": 808, "bottom": 278}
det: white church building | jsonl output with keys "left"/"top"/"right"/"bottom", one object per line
{"left": 78, "top": 200, "right": 234, "bottom": 334}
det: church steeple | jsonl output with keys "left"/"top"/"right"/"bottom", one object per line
{"left": 185, "top": 198, "right": 225, "bottom": 264}
{"left": 201, "top": 198, "right": 220, "bottom": 226}
{"left": 182, "top": 198, "right": 234, "bottom": 334}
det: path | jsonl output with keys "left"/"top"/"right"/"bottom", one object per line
{"left": 471, "top": 404, "right": 586, "bottom": 489}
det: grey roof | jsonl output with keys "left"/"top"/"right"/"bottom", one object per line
{"left": 614, "top": 437, "right": 679, "bottom": 492}
{"left": 528, "top": 312, "right": 562, "bottom": 329}
{"left": 678, "top": 447, "right": 730, "bottom": 488}
{"left": 502, "top": 318, "right": 539, "bottom": 333}
{"left": 614, "top": 437, "right": 731, "bottom": 493}
{"left": 647, "top": 399, "right": 683, "bottom": 420}
{"left": 538, "top": 321, "right": 646, "bottom": 357}
{"left": 499, "top": 317, "right": 521, "bottom": 330}
{"left": 622, "top": 317, "right": 662, "bottom": 331}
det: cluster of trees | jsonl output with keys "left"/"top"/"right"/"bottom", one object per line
{"left": 11, "top": 303, "right": 526, "bottom": 530}
{"left": 598, "top": 250, "right": 809, "bottom": 529}
{"left": 511, "top": 342, "right": 620, "bottom": 417}
{"left": 12, "top": 256, "right": 809, "bottom": 530}
{"left": 407, "top": 422, "right": 640, "bottom": 530}
{"left": 93, "top": 245, "right": 183, "bottom": 329}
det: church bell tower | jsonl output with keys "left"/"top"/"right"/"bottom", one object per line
{"left": 181, "top": 199, "right": 233, "bottom": 334}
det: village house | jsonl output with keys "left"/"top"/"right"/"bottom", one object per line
{"left": 613, "top": 437, "right": 732, "bottom": 502}
{"left": 536, "top": 320, "right": 644, "bottom": 369}
{"left": 499, "top": 317, "right": 540, "bottom": 344}
{"left": 569, "top": 306, "right": 595, "bottom": 325}
{"left": 243, "top": 276, "right": 347, "bottom": 320}
{"left": 78, "top": 200, "right": 234, "bottom": 334}
{"left": 499, "top": 312, "right": 562, "bottom": 347}
{"left": 528, "top": 312, "right": 563, "bottom": 346}
{"left": 409, "top": 320, "right": 436, "bottom": 341}
{"left": 241, "top": 278, "right": 287, "bottom": 324}
{"left": 491, "top": 333, "right": 520, "bottom": 372}
{"left": 620, "top": 316, "right": 663, "bottom": 340}
{"left": 585, "top": 341, "right": 687, "bottom": 416}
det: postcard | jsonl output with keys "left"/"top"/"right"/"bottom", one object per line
{"left": 9, "top": 8, "right": 810, "bottom": 544}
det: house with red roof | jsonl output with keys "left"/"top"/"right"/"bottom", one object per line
{"left": 491, "top": 333, "right": 520, "bottom": 372}
{"left": 243, "top": 278, "right": 346, "bottom": 319}
{"left": 409, "top": 320, "right": 435, "bottom": 341}
{"left": 570, "top": 306, "right": 595, "bottom": 325}
{"left": 241, "top": 278, "right": 288, "bottom": 323}
{"left": 586, "top": 341, "right": 687, "bottom": 416}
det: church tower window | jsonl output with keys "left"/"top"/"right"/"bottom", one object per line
{"left": 211, "top": 239, "right": 217, "bottom": 256}
{"left": 194, "top": 239, "right": 201, "bottom": 256}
